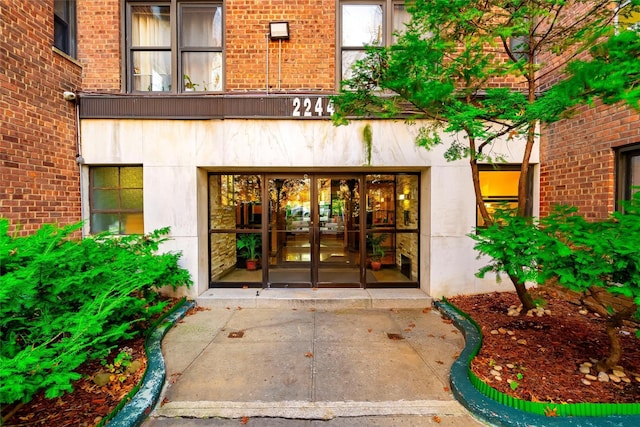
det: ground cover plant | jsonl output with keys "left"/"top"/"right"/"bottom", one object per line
{"left": 0, "top": 219, "right": 192, "bottom": 412}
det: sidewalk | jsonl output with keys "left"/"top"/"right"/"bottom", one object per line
{"left": 142, "top": 289, "right": 487, "bottom": 426}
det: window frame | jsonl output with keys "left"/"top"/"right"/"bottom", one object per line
{"left": 89, "top": 166, "right": 144, "bottom": 235}
{"left": 615, "top": 143, "right": 640, "bottom": 211}
{"left": 54, "top": 0, "right": 77, "bottom": 58}
{"left": 476, "top": 165, "right": 532, "bottom": 227}
{"left": 125, "top": 0, "right": 225, "bottom": 93}
{"left": 337, "top": 0, "right": 409, "bottom": 84}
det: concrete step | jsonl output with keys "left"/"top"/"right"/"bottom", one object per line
{"left": 196, "top": 288, "right": 432, "bottom": 310}
{"left": 153, "top": 399, "right": 468, "bottom": 420}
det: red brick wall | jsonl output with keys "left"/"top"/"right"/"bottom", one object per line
{"left": 77, "top": 0, "right": 121, "bottom": 92}
{"left": 540, "top": 101, "right": 640, "bottom": 220}
{"left": 225, "top": 0, "right": 336, "bottom": 92}
{"left": 1, "top": 1, "right": 83, "bottom": 235}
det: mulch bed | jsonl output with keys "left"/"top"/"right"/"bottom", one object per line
{"left": 449, "top": 288, "right": 640, "bottom": 404}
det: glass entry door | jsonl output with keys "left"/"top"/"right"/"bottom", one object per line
{"left": 267, "top": 175, "right": 362, "bottom": 287}
{"left": 315, "top": 177, "right": 361, "bottom": 286}
{"left": 208, "top": 172, "right": 419, "bottom": 288}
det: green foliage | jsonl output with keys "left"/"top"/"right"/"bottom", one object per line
{"left": 102, "top": 347, "right": 133, "bottom": 383}
{"left": 332, "top": 0, "right": 635, "bottom": 158}
{"left": 472, "top": 191, "right": 640, "bottom": 322}
{"left": 236, "top": 233, "right": 261, "bottom": 260}
{"left": 363, "top": 123, "right": 373, "bottom": 166}
{"left": 367, "top": 233, "right": 388, "bottom": 261}
{"left": 470, "top": 207, "right": 553, "bottom": 285}
{"left": 0, "top": 220, "right": 192, "bottom": 405}
{"left": 333, "top": 0, "right": 640, "bottom": 309}
{"left": 540, "top": 193, "right": 640, "bottom": 309}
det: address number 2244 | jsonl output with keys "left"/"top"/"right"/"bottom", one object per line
{"left": 292, "top": 97, "right": 335, "bottom": 117}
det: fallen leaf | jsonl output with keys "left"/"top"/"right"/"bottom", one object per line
{"left": 305, "top": 352, "right": 314, "bottom": 358}
{"left": 408, "top": 322, "right": 416, "bottom": 328}
{"left": 241, "top": 416, "right": 250, "bottom": 424}
{"left": 367, "top": 328, "right": 372, "bottom": 333}
{"left": 443, "top": 386, "right": 450, "bottom": 392}
{"left": 433, "top": 415, "right": 441, "bottom": 423}
{"left": 242, "top": 285, "right": 249, "bottom": 289}
{"left": 422, "top": 307, "right": 432, "bottom": 313}
{"left": 160, "top": 397, "right": 170, "bottom": 407}
{"left": 237, "top": 306, "right": 243, "bottom": 310}
{"left": 404, "top": 328, "right": 411, "bottom": 332}
{"left": 435, "top": 360, "right": 444, "bottom": 365}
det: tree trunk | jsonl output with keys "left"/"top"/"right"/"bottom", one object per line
{"left": 469, "top": 135, "right": 493, "bottom": 226}
{"left": 597, "top": 320, "right": 622, "bottom": 373}
{"left": 508, "top": 273, "right": 535, "bottom": 311}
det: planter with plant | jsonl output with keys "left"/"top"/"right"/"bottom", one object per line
{"left": 183, "top": 74, "right": 199, "bottom": 91}
{"left": 367, "top": 233, "right": 387, "bottom": 271}
{"left": 236, "top": 233, "right": 261, "bottom": 270}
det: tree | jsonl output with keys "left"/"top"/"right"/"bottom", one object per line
{"left": 332, "top": 0, "right": 640, "bottom": 310}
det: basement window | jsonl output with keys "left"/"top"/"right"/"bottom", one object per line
{"left": 90, "top": 166, "right": 144, "bottom": 235}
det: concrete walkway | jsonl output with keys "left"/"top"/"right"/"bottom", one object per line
{"left": 142, "top": 289, "right": 488, "bottom": 426}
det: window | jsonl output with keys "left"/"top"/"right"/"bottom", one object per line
{"left": 54, "top": 0, "right": 77, "bottom": 57}
{"left": 477, "top": 167, "right": 525, "bottom": 226}
{"left": 616, "top": 145, "right": 640, "bottom": 209}
{"left": 339, "top": 1, "right": 410, "bottom": 80}
{"left": 90, "top": 167, "right": 144, "bottom": 234}
{"left": 618, "top": 1, "right": 640, "bottom": 32}
{"left": 127, "top": 1, "right": 223, "bottom": 92}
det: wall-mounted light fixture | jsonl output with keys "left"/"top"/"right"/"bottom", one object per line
{"left": 269, "top": 21, "right": 290, "bottom": 40}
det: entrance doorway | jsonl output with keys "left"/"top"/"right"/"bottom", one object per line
{"left": 208, "top": 173, "right": 420, "bottom": 288}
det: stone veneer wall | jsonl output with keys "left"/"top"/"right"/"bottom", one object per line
{"left": 209, "top": 176, "right": 238, "bottom": 281}
{"left": 394, "top": 175, "right": 419, "bottom": 281}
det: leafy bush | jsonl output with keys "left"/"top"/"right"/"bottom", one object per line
{"left": 0, "top": 220, "right": 192, "bottom": 405}
{"left": 471, "top": 192, "right": 640, "bottom": 371}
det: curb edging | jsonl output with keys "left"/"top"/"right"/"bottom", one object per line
{"left": 434, "top": 300, "right": 640, "bottom": 427}
{"left": 105, "top": 299, "right": 196, "bottom": 427}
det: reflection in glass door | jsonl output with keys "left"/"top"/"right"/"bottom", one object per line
{"left": 208, "top": 173, "right": 420, "bottom": 288}
{"left": 316, "top": 177, "right": 361, "bottom": 286}
{"left": 267, "top": 176, "right": 312, "bottom": 286}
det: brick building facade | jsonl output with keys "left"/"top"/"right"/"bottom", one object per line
{"left": 1, "top": 1, "right": 637, "bottom": 299}
{"left": 1, "top": 0, "right": 82, "bottom": 235}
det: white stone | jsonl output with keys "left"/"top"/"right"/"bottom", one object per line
{"left": 612, "top": 369, "right": 626, "bottom": 378}
{"left": 585, "top": 374, "right": 597, "bottom": 381}
{"left": 579, "top": 366, "right": 591, "bottom": 374}
{"left": 597, "top": 372, "right": 610, "bottom": 382}
{"left": 581, "top": 379, "right": 592, "bottom": 385}
{"left": 609, "top": 374, "right": 621, "bottom": 383}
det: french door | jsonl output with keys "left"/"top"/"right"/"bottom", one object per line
{"left": 266, "top": 175, "right": 362, "bottom": 287}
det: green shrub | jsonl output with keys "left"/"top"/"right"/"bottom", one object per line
{"left": 0, "top": 220, "right": 192, "bottom": 405}
{"left": 471, "top": 192, "right": 640, "bottom": 371}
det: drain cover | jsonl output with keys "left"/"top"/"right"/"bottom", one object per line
{"left": 228, "top": 331, "right": 244, "bottom": 338}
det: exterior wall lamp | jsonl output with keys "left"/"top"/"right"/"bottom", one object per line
{"left": 269, "top": 21, "right": 290, "bottom": 40}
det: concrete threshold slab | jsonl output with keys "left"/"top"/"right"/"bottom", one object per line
{"left": 154, "top": 400, "right": 467, "bottom": 420}
{"left": 197, "top": 288, "right": 432, "bottom": 310}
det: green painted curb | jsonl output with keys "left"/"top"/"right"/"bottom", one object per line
{"left": 435, "top": 299, "right": 640, "bottom": 427}
{"left": 104, "top": 298, "right": 196, "bottom": 427}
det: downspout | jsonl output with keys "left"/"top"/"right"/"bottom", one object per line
{"left": 74, "top": 95, "right": 85, "bottom": 237}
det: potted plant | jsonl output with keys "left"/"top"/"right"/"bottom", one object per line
{"left": 367, "top": 233, "right": 387, "bottom": 271}
{"left": 237, "top": 233, "right": 261, "bottom": 270}
{"left": 183, "top": 74, "right": 199, "bottom": 91}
